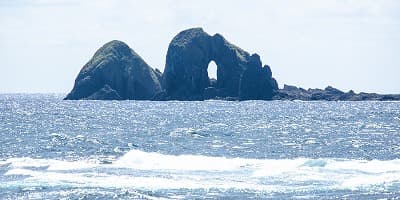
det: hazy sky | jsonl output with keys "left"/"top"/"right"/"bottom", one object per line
{"left": 1, "top": 0, "right": 399, "bottom": 93}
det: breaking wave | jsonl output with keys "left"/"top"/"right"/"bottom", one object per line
{"left": 1, "top": 150, "right": 399, "bottom": 193}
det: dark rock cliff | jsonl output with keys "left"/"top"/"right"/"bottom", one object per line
{"left": 160, "top": 28, "right": 278, "bottom": 100}
{"left": 64, "top": 40, "right": 161, "bottom": 100}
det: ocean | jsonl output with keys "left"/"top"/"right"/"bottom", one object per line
{"left": 0, "top": 94, "right": 399, "bottom": 199}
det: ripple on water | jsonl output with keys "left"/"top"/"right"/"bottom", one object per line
{"left": 1, "top": 95, "right": 400, "bottom": 198}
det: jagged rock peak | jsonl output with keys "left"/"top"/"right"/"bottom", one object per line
{"left": 169, "top": 28, "right": 209, "bottom": 47}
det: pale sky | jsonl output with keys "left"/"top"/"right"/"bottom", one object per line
{"left": 1, "top": 0, "right": 399, "bottom": 94}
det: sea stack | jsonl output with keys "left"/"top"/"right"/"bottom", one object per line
{"left": 64, "top": 40, "right": 161, "bottom": 100}
{"left": 160, "top": 28, "right": 278, "bottom": 100}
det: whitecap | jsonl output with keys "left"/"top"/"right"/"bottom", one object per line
{"left": 1, "top": 150, "right": 400, "bottom": 193}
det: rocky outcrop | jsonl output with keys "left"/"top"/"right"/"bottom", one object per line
{"left": 64, "top": 40, "right": 161, "bottom": 100}
{"left": 274, "top": 85, "right": 400, "bottom": 101}
{"left": 64, "top": 28, "right": 399, "bottom": 101}
{"left": 160, "top": 28, "right": 278, "bottom": 100}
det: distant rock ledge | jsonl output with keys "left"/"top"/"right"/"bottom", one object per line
{"left": 275, "top": 85, "right": 400, "bottom": 101}
{"left": 64, "top": 28, "right": 400, "bottom": 101}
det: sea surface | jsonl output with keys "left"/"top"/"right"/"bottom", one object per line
{"left": 0, "top": 94, "right": 399, "bottom": 199}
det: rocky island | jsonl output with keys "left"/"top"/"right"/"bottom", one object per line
{"left": 65, "top": 28, "right": 400, "bottom": 101}
{"left": 64, "top": 40, "right": 161, "bottom": 100}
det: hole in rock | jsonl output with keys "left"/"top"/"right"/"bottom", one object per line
{"left": 207, "top": 60, "right": 217, "bottom": 80}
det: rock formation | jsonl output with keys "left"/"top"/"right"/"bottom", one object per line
{"left": 64, "top": 28, "right": 399, "bottom": 101}
{"left": 64, "top": 40, "right": 161, "bottom": 100}
{"left": 274, "top": 85, "right": 400, "bottom": 101}
{"left": 160, "top": 28, "right": 278, "bottom": 100}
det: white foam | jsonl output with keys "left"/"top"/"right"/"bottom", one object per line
{"left": 6, "top": 157, "right": 50, "bottom": 168}
{"left": 1, "top": 157, "right": 98, "bottom": 171}
{"left": 1, "top": 150, "right": 399, "bottom": 192}
{"left": 114, "top": 149, "right": 253, "bottom": 171}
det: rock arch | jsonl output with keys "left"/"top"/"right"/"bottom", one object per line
{"left": 162, "top": 28, "right": 278, "bottom": 100}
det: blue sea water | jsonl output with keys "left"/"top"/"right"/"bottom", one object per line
{"left": 0, "top": 94, "right": 399, "bottom": 199}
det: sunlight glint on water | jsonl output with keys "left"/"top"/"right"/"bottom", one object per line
{"left": 0, "top": 94, "right": 399, "bottom": 199}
